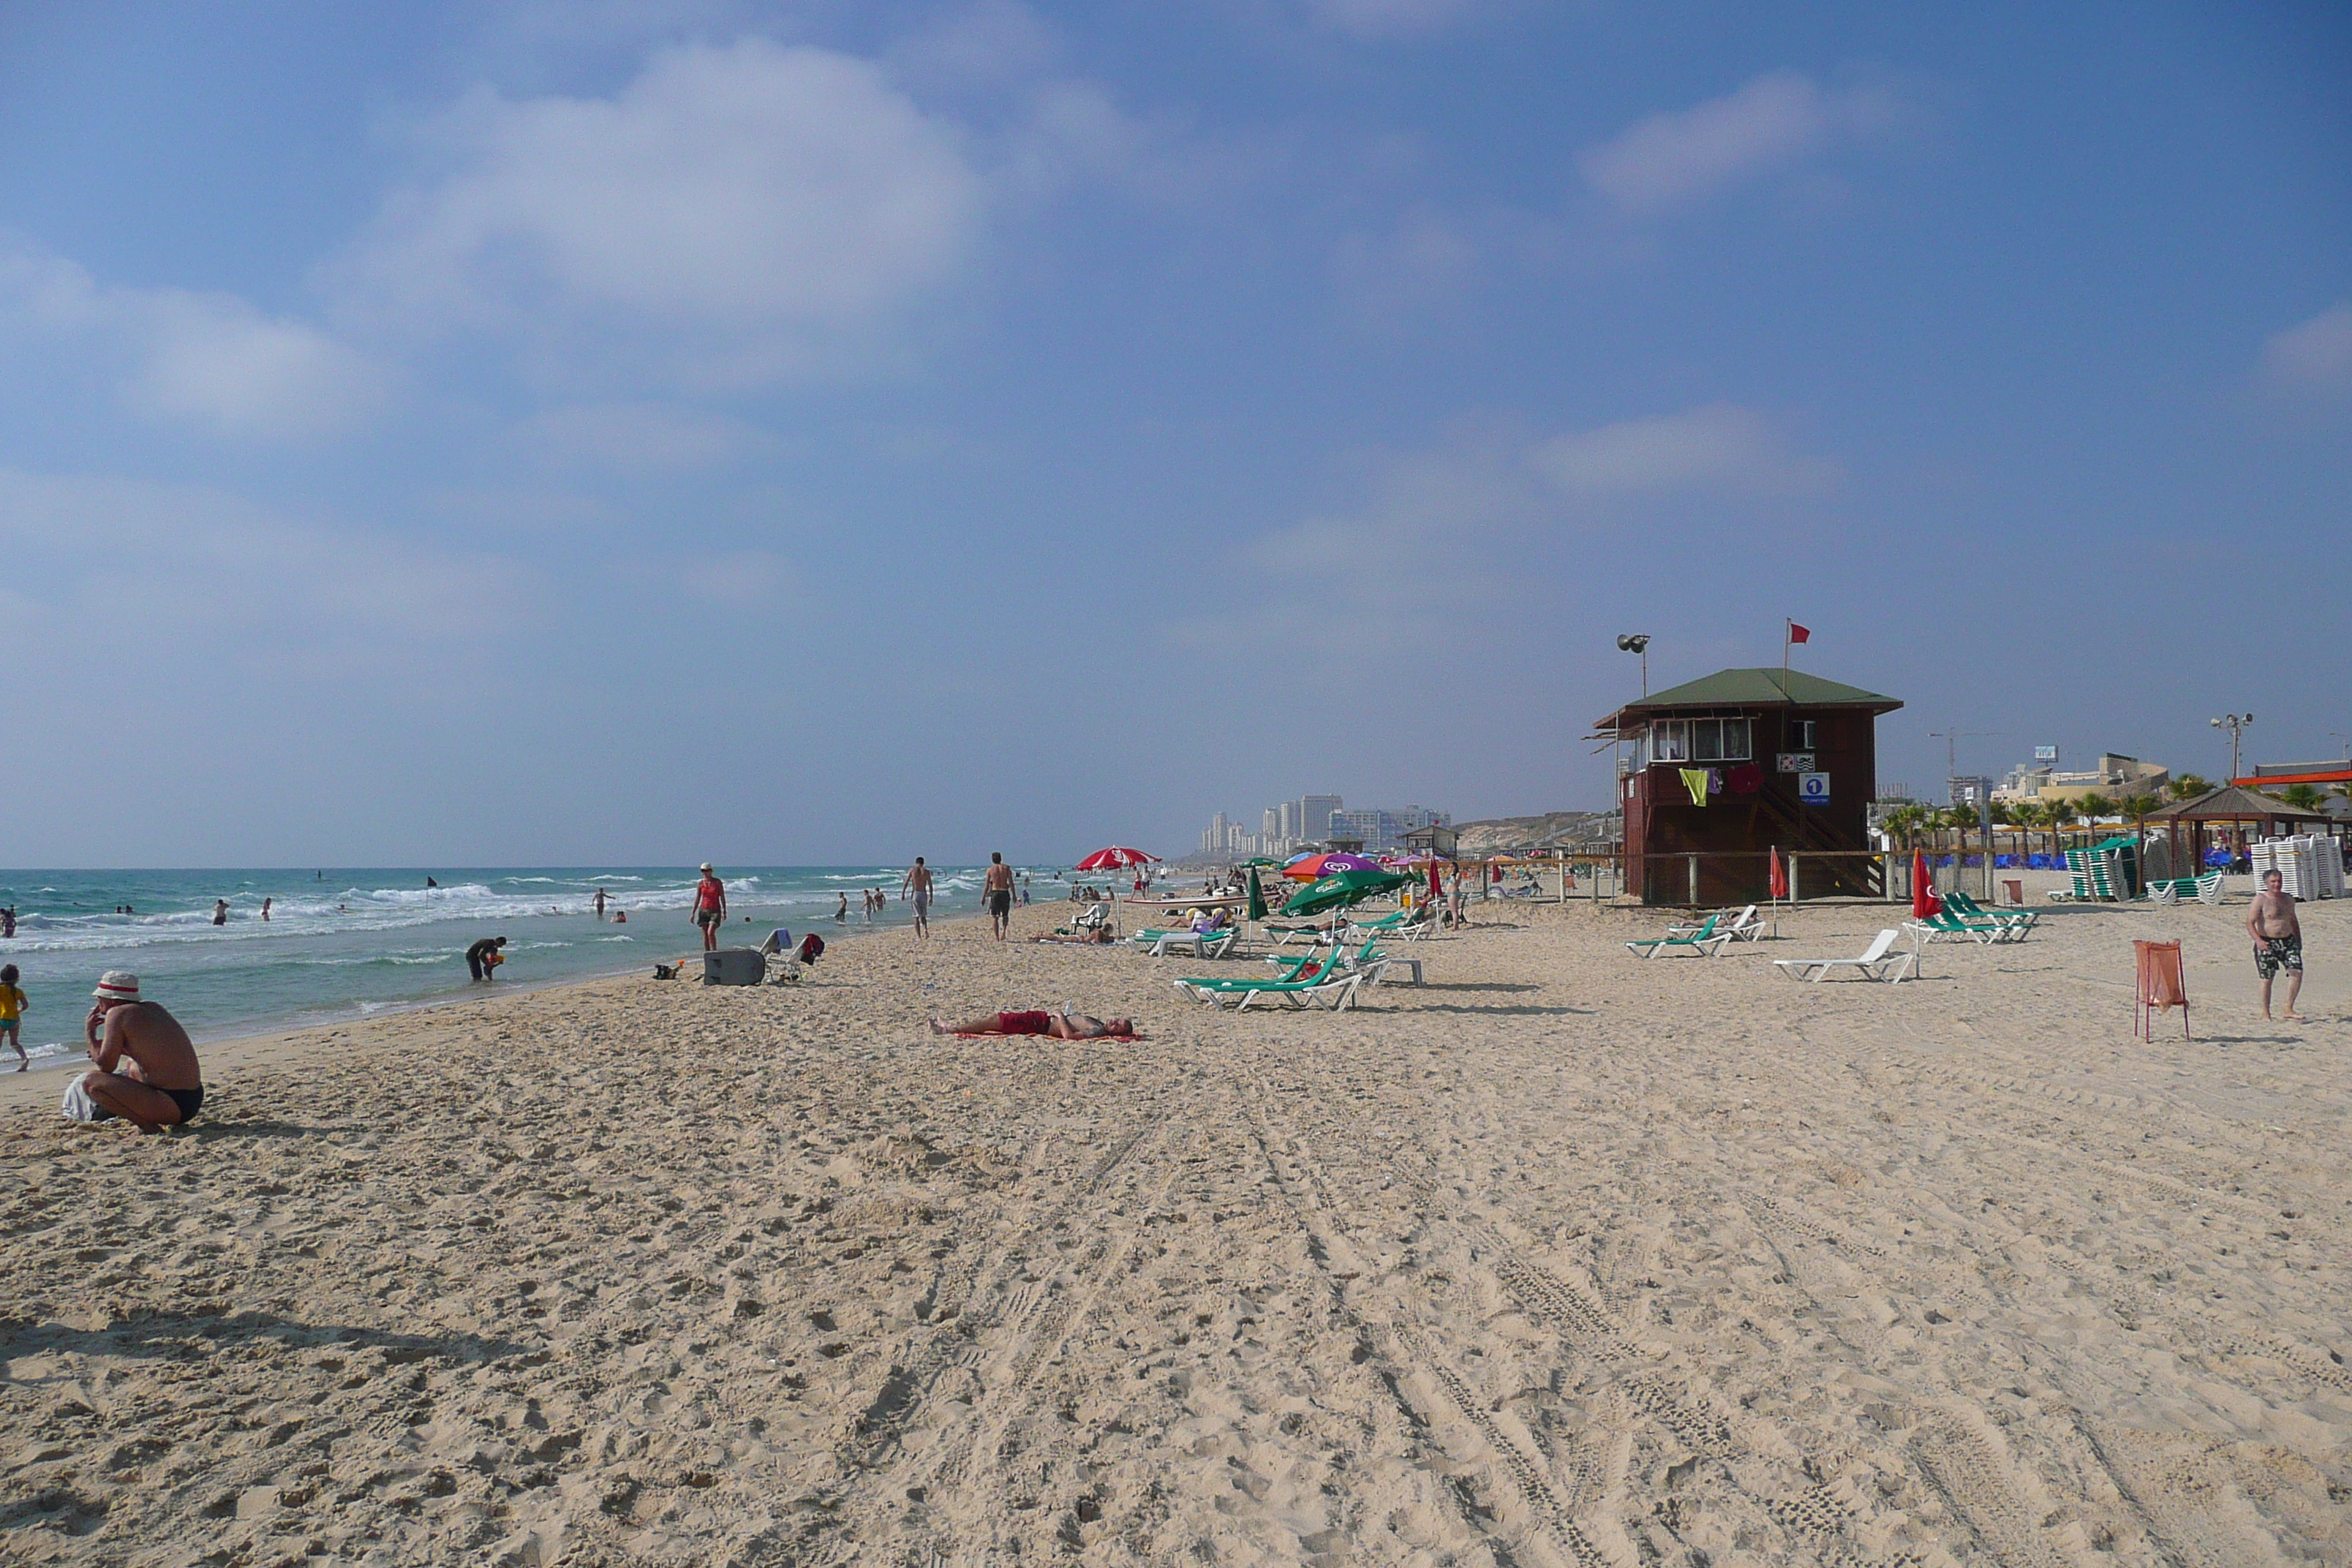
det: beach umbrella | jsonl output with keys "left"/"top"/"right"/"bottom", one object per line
{"left": 1768, "top": 846, "right": 1787, "bottom": 902}
{"left": 1236, "top": 856, "right": 1284, "bottom": 869}
{"left": 1427, "top": 862, "right": 1443, "bottom": 901}
{"left": 1247, "top": 868, "right": 1267, "bottom": 923}
{"left": 1281, "top": 867, "right": 1409, "bottom": 917}
{"left": 1077, "top": 846, "right": 1158, "bottom": 871}
{"left": 1910, "top": 848, "right": 1942, "bottom": 920}
{"left": 1284, "top": 851, "right": 1380, "bottom": 881}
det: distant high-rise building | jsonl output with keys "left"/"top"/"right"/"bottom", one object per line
{"left": 1299, "top": 794, "right": 1343, "bottom": 843}
{"left": 1262, "top": 807, "right": 1281, "bottom": 840}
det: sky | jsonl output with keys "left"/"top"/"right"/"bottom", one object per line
{"left": 0, "top": 0, "right": 2345, "bottom": 867}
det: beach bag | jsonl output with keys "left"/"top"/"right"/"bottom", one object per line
{"left": 797, "top": 933, "right": 825, "bottom": 965}
{"left": 61, "top": 1071, "right": 104, "bottom": 1123}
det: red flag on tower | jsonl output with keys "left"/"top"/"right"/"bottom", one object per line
{"left": 1787, "top": 621, "right": 1811, "bottom": 644}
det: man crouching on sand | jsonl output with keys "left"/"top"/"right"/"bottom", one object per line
{"left": 81, "top": 971, "right": 204, "bottom": 1131}
{"left": 930, "top": 1009, "right": 1132, "bottom": 1039}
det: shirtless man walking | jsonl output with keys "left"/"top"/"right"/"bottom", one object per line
{"left": 2247, "top": 867, "right": 2304, "bottom": 1020}
{"left": 80, "top": 972, "right": 203, "bottom": 1131}
{"left": 901, "top": 857, "right": 935, "bottom": 938}
{"left": 984, "top": 853, "right": 1015, "bottom": 941}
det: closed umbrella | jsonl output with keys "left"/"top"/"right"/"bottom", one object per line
{"left": 1911, "top": 848, "right": 1942, "bottom": 921}
{"left": 1247, "top": 868, "right": 1267, "bottom": 935}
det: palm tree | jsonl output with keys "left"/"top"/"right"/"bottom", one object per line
{"left": 2119, "top": 791, "right": 2160, "bottom": 839}
{"left": 1881, "top": 804, "right": 1926, "bottom": 850}
{"left": 2280, "top": 783, "right": 2325, "bottom": 813}
{"left": 2043, "top": 796, "right": 2078, "bottom": 859}
{"left": 2168, "top": 772, "right": 2212, "bottom": 801}
{"left": 2011, "top": 799, "right": 2047, "bottom": 857}
{"left": 2078, "top": 793, "right": 2116, "bottom": 829}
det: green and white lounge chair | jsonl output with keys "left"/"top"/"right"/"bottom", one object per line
{"left": 1669, "top": 904, "right": 1765, "bottom": 942}
{"left": 1172, "top": 952, "right": 1371, "bottom": 1011}
{"left": 1625, "top": 912, "right": 1733, "bottom": 959}
{"left": 1904, "top": 909, "right": 2021, "bottom": 946}
{"left": 1128, "top": 926, "right": 1240, "bottom": 958}
{"left": 1942, "top": 891, "right": 2035, "bottom": 932}
{"left": 1773, "top": 928, "right": 1918, "bottom": 983}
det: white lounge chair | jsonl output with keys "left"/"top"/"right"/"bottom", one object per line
{"left": 1773, "top": 929, "right": 1918, "bottom": 984}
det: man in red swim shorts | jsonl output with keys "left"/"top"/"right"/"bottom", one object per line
{"left": 929, "top": 1009, "right": 1132, "bottom": 1039}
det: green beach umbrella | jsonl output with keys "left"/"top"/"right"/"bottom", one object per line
{"left": 1236, "top": 856, "right": 1284, "bottom": 869}
{"left": 1281, "top": 867, "right": 1408, "bottom": 917}
{"left": 1247, "top": 868, "right": 1268, "bottom": 922}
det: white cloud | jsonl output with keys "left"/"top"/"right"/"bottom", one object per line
{"left": 886, "top": 0, "right": 1063, "bottom": 92}
{"left": 519, "top": 401, "right": 758, "bottom": 471}
{"left": 336, "top": 38, "right": 986, "bottom": 389}
{"left": 679, "top": 547, "right": 793, "bottom": 606}
{"left": 1333, "top": 209, "right": 1478, "bottom": 325}
{"left": 0, "top": 241, "right": 382, "bottom": 439}
{"left": 1532, "top": 405, "right": 1836, "bottom": 495}
{"left": 1213, "top": 406, "right": 1835, "bottom": 644}
{"left": 2262, "top": 302, "right": 2352, "bottom": 394}
{"left": 1303, "top": 0, "right": 1480, "bottom": 40}
{"left": 1578, "top": 72, "right": 1896, "bottom": 215}
{"left": 0, "top": 468, "right": 524, "bottom": 691}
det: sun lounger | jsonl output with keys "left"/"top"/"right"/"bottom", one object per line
{"left": 1773, "top": 928, "right": 1918, "bottom": 983}
{"left": 1172, "top": 952, "right": 1371, "bottom": 1011}
{"left": 1904, "top": 910, "right": 2021, "bottom": 946}
{"left": 1128, "top": 927, "right": 1240, "bottom": 958}
{"left": 1625, "top": 912, "right": 1732, "bottom": 958}
{"left": 1941, "top": 892, "right": 2035, "bottom": 931}
{"left": 1071, "top": 903, "right": 1115, "bottom": 932}
{"left": 1670, "top": 904, "right": 1765, "bottom": 943}
{"left": 1343, "top": 907, "right": 1436, "bottom": 943}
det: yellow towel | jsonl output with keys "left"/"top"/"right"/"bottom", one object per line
{"left": 1680, "top": 768, "right": 1709, "bottom": 806}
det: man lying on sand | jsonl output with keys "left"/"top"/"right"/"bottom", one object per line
{"left": 79, "top": 971, "right": 204, "bottom": 1131}
{"left": 930, "top": 1009, "right": 1134, "bottom": 1039}
{"left": 1030, "top": 926, "right": 1114, "bottom": 944}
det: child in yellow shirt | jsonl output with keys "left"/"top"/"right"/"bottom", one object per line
{"left": 0, "top": 965, "right": 25, "bottom": 1070}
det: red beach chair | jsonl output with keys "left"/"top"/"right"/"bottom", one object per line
{"left": 2133, "top": 939, "right": 2189, "bottom": 1041}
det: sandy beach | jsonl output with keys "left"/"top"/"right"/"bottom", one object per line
{"left": 1, "top": 893, "right": 2345, "bottom": 1566}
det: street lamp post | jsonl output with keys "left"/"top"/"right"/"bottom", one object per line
{"left": 2210, "top": 713, "right": 2253, "bottom": 783}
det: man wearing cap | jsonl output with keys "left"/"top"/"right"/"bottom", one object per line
{"left": 693, "top": 864, "right": 727, "bottom": 951}
{"left": 80, "top": 972, "right": 203, "bottom": 1131}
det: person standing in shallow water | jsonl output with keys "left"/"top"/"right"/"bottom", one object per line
{"left": 211, "top": 899, "right": 228, "bottom": 927}
{"left": 594, "top": 887, "right": 607, "bottom": 921}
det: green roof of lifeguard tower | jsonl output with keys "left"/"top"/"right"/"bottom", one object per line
{"left": 1595, "top": 668, "right": 1902, "bottom": 731}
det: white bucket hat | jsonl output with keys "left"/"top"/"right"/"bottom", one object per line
{"left": 94, "top": 970, "right": 140, "bottom": 1002}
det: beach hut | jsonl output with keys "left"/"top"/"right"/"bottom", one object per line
{"left": 2144, "top": 785, "right": 2340, "bottom": 881}
{"left": 1591, "top": 668, "right": 1903, "bottom": 905}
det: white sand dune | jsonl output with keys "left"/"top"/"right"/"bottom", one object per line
{"left": 1, "top": 894, "right": 2344, "bottom": 1564}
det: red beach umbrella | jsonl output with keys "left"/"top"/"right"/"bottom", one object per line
{"left": 1427, "top": 862, "right": 1443, "bottom": 900}
{"left": 1768, "top": 846, "right": 1787, "bottom": 902}
{"left": 1910, "top": 848, "right": 1942, "bottom": 921}
{"left": 1076, "top": 847, "right": 1158, "bottom": 871}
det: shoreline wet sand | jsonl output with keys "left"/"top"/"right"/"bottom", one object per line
{"left": 1, "top": 896, "right": 2344, "bottom": 1564}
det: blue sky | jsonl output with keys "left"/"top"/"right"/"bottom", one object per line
{"left": 0, "top": 1, "right": 2345, "bottom": 865}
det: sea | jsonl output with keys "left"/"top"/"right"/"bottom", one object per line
{"left": 0, "top": 865, "right": 1032, "bottom": 1072}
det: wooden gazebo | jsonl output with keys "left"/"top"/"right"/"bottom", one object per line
{"left": 2146, "top": 785, "right": 2338, "bottom": 877}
